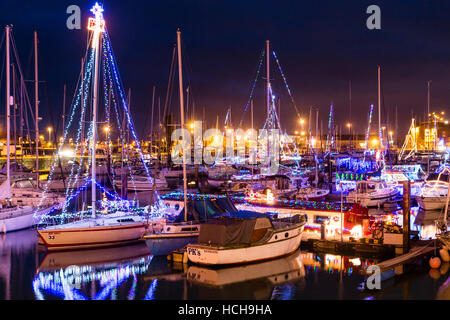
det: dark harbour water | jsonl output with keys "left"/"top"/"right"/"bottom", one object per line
{"left": 0, "top": 228, "right": 449, "bottom": 300}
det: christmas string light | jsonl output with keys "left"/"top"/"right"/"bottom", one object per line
{"left": 34, "top": 47, "right": 96, "bottom": 221}
{"left": 364, "top": 104, "right": 374, "bottom": 156}
{"left": 272, "top": 50, "right": 301, "bottom": 121}
{"left": 326, "top": 104, "right": 335, "bottom": 152}
{"left": 103, "top": 31, "right": 167, "bottom": 214}
{"left": 101, "top": 37, "right": 138, "bottom": 199}
{"left": 238, "top": 49, "right": 265, "bottom": 128}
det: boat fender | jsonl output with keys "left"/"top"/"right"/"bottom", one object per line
{"left": 429, "top": 268, "right": 441, "bottom": 279}
{"left": 429, "top": 256, "right": 441, "bottom": 269}
{"left": 183, "top": 251, "right": 188, "bottom": 264}
{"left": 439, "top": 248, "right": 450, "bottom": 262}
{"left": 1, "top": 222, "right": 5, "bottom": 234}
{"left": 440, "top": 262, "right": 449, "bottom": 275}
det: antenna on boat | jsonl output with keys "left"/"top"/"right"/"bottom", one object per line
{"left": 89, "top": 2, "right": 105, "bottom": 218}
{"left": 177, "top": 29, "right": 188, "bottom": 221}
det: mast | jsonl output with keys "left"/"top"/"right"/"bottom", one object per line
{"left": 89, "top": 3, "right": 105, "bottom": 218}
{"left": 62, "top": 83, "right": 66, "bottom": 137}
{"left": 251, "top": 99, "right": 254, "bottom": 175}
{"left": 266, "top": 40, "right": 271, "bottom": 168}
{"left": 34, "top": 31, "right": 39, "bottom": 187}
{"left": 177, "top": 29, "right": 188, "bottom": 222}
{"left": 377, "top": 65, "right": 382, "bottom": 151}
{"left": 150, "top": 85, "right": 155, "bottom": 156}
{"left": 12, "top": 61, "right": 17, "bottom": 164}
{"left": 5, "top": 26, "right": 11, "bottom": 184}
{"left": 349, "top": 80, "right": 352, "bottom": 150}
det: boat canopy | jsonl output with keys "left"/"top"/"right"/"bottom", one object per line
{"left": 198, "top": 215, "right": 273, "bottom": 246}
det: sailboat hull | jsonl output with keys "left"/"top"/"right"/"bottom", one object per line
{"left": 144, "top": 235, "right": 198, "bottom": 256}
{"left": 0, "top": 207, "right": 35, "bottom": 233}
{"left": 37, "top": 222, "right": 146, "bottom": 251}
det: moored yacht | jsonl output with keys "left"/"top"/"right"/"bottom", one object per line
{"left": 187, "top": 213, "right": 306, "bottom": 266}
{"left": 416, "top": 170, "right": 449, "bottom": 211}
{"left": 346, "top": 179, "right": 398, "bottom": 207}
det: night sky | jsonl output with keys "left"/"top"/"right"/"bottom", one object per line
{"left": 1, "top": 0, "right": 450, "bottom": 138}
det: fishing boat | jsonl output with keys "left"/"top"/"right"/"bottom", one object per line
{"left": 416, "top": 169, "right": 449, "bottom": 211}
{"left": 346, "top": 179, "right": 398, "bottom": 207}
{"left": 186, "top": 213, "right": 306, "bottom": 266}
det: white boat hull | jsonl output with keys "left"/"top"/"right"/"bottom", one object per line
{"left": 0, "top": 207, "right": 35, "bottom": 233}
{"left": 142, "top": 223, "right": 200, "bottom": 255}
{"left": 347, "top": 191, "right": 398, "bottom": 207}
{"left": 38, "top": 219, "right": 147, "bottom": 250}
{"left": 187, "top": 224, "right": 304, "bottom": 265}
{"left": 416, "top": 196, "right": 447, "bottom": 211}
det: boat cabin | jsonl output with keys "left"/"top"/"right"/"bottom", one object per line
{"left": 355, "top": 180, "right": 388, "bottom": 193}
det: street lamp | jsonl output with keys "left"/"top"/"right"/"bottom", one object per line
{"left": 47, "top": 127, "right": 52, "bottom": 141}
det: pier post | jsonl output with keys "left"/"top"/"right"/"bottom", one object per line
{"left": 402, "top": 180, "right": 411, "bottom": 253}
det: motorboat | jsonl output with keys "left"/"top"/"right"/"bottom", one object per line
{"left": 416, "top": 170, "right": 449, "bottom": 211}
{"left": 346, "top": 180, "right": 398, "bottom": 207}
{"left": 186, "top": 213, "right": 306, "bottom": 266}
{"left": 10, "top": 179, "right": 65, "bottom": 207}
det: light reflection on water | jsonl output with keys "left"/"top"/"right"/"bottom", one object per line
{"left": 369, "top": 206, "right": 448, "bottom": 240}
{"left": 0, "top": 228, "right": 449, "bottom": 300}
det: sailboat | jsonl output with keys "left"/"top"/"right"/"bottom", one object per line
{"left": 36, "top": 3, "right": 147, "bottom": 250}
{"left": 141, "top": 29, "right": 201, "bottom": 256}
{"left": 0, "top": 25, "right": 37, "bottom": 233}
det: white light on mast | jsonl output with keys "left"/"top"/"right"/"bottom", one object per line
{"left": 88, "top": 2, "right": 105, "bottom": 49}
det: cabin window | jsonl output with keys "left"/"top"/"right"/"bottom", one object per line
{"left": 181, "top": 227, "right": 198, "bottom": 232}
{"left": 117, "top": 218, "right": 134, "bottom": 223}
{"left": 285, "top": 232, "right": 289, "bottom": 238}
{"left": 174, "top": 204, "right": 180, "bottom": 211}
